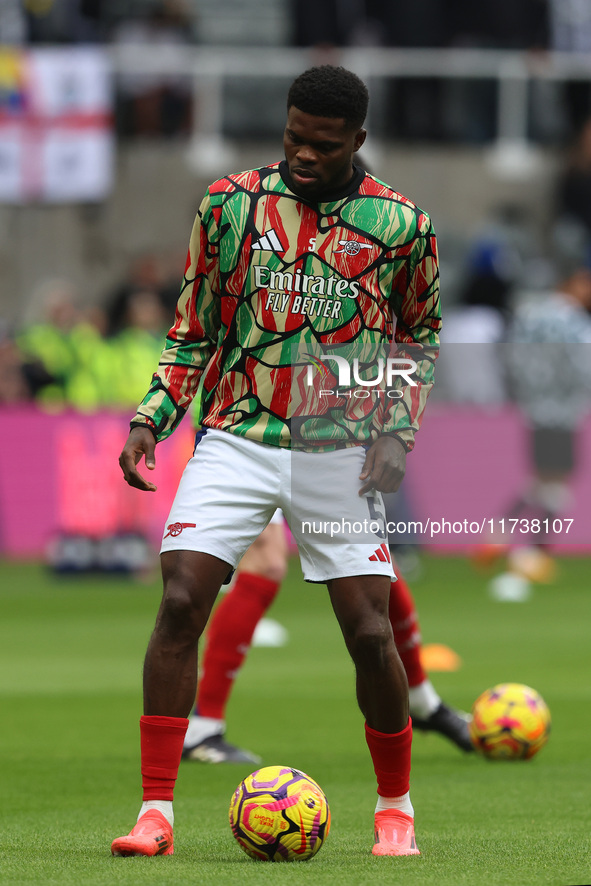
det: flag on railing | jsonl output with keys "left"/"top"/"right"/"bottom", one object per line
{"left": 0, "top": 46, "right": 114, "bottom": 203}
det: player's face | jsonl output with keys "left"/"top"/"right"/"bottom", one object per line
{"left": 284, "top": 107, "right": 366, "bottom": 200}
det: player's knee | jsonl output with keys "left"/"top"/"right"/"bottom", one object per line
{"left": 159, "top": 581, "right": 209, "bottom": 642}
{"left": 346, "top": 620, "right": 392, "bottom": 668}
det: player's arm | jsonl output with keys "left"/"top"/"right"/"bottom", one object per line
{"left": 131, "top": 197, "right": 221, "bottom": 442}
{"left": 382, "top": 210, "right": 441, "bottom": 452}
{"left": 359, "top": 211, "right": 441, "bottom": 495}
{"left": 119, "top": 194, "right": 221, "bottom": 487}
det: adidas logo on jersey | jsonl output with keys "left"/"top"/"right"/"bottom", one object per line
{"left": 251, "top": 228, "right": 286, "bottom": 253}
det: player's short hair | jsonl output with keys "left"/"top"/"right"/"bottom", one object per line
{"left": 287, "top": 66, "right": 369, "bottom": 131}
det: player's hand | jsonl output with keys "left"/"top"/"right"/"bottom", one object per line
{"left": 119, "top": 426, "right": 158, "bottom": 492}
{"left": 359, "top": 436, "right": 406, "bottom": 495}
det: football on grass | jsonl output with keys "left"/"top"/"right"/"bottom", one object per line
{"left": 229, "top": 765, "right": 330, "bottom": 861}
{"left": 469, "top": 682, "right": 551, "bottom": 760}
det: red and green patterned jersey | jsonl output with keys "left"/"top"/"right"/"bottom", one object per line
{"left": 131, "top": 161, "right": 441, "bottom": 450}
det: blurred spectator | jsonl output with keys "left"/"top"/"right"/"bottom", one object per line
{"left": 17, "top": 279, "right": 80, "bottom": 407}
{"left": 16, "top": 279, "right": 113, "bottom": 412}
{"left": 437, "top": 281, "right": 509, "bottom": 405}
{"left": 437, "top": 207, "right": 527, "bottom": 404}
{"left": 104, "top": 248, "right": 186, "bottom": 335}
{"left": 110, "top": 289, "right": 168, "bottom": 408}
{"left": 113, "top": 0, "right": 193, "bottom": 138}
{"left": 488, "top": 252, "right": 591, "bottom": 585}
{"left": 0, "top": 322, "right": 39, "bottom": 404}
{"left": 0, "top": 342, "right": 32, "bottom": 403}
{"left": 10, "top": 273, "right": 169, "bottom": 413}
{"left": 507, "top": 254, "right": 591, "bottom": 437}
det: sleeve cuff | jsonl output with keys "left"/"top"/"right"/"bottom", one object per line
{"left": 382, "top": 430, "right": 415, "bottom": 453}
{"left": 130, "top": 419, "right": 159, "bottom": 441}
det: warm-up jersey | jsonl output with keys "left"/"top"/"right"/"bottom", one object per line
{"left": 131, "top": 161, "right": 441, "bottom": 450}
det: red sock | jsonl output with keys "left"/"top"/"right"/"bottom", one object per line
{"left": 140, "top": 715, "right": 189, "bottom": 801}
{"left": 197, "top": 571, "right": 281, "bottom": 720}
{"left": 365, "top": 719, "right": 413, "bottom": 798}
{"left": 389, "top": 574, "right": 426, "bottom": 688}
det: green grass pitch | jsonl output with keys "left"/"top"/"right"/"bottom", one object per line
{"left": 0, "top": 554, "right": 590, "bottom": 885}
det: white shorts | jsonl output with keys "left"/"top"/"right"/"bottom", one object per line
{"left": 161, "top": 428, "right": 394, "bottom": 583}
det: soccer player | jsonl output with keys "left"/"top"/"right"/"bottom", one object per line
{"left": 480, "top": 254, "right": 591, "bottom": 594}
{"left": 114, "top": 65, "right": 441, "bottom": 859}
{"left": 184, "top": 517, "right": 472, "bottom": 762}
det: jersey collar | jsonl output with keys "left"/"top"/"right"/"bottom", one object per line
{"left": 278, "top": 160, "right": 365, "bottom": 204}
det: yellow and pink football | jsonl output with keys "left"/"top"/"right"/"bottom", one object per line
{"left": 229, "top": 765, "right": 330, "bottom": 861}
{"left": 469, "top": 682, "right": 551, "bottom": 760}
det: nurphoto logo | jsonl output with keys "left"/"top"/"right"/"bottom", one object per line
{"left": 305, "top": 354, "right": 418, "bottom": 399}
